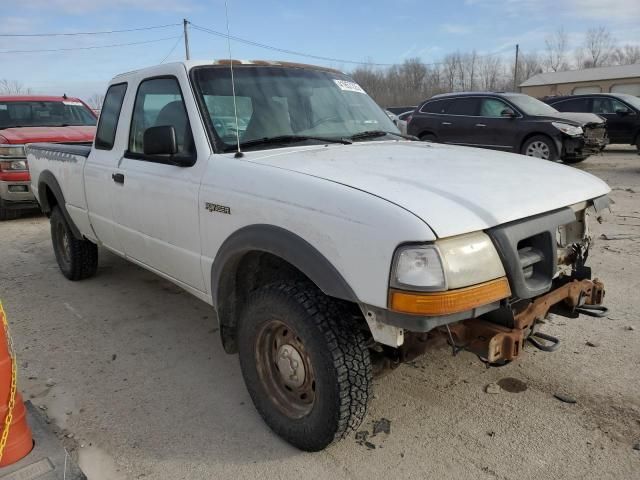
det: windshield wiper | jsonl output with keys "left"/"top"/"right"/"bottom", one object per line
{"left": 348, "top": 130, "right": 416, "bottom": 141}
{"left": 234, "top": 134, "right": 352, "bottom": 151}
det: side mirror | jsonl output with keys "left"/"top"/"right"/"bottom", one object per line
{"left": 501, "top": 108, "right": 516, "bottom": 118}
{"left": 615, "top": 108, "right": 631, "bottom": 116}
{"left": 143, "top": 125, "right": 178, "bottom": 156}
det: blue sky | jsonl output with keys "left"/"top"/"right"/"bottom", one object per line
{"left": 1, "top": 0, "right": 639, "bottom": 100}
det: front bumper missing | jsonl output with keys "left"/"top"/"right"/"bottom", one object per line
{"left": 446, "top": 277, "right": 605, "bottom": 364}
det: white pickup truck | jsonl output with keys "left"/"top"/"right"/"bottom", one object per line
{"left": 26, "top": 60, "right": 610, "bottom": 451}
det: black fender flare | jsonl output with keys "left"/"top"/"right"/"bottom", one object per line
{"left": 37, "top": 170, "right": 82, "bottom": 239}
{"left": 211, "top": 224, "right": 358, "bottom": 309}
{"left": 210, "top": 225, "right": 359, "bottom": 353}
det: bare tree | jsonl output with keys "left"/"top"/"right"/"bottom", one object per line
{"left": 0, "top": 79, "right": 32, "bottom": 95}
{"left": 87, "top": 93, "right": 105, "bottom": 110}
{"left": 544, "top": 27, "right": 569, "bottom": 72}
{"left": 478, "top": 55, "right": 502, "bottom": 91}
{"left": 611, "top": 44, "right": 640, "bottom": 66}
{"left": 579, "top": 26, "right": 615, "bottom": 68}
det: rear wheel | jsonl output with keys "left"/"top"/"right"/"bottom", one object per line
{"left": 562, "top": 157, "right": 587, "bottom": 164}
{"left": 50, "top": 206, "right": 98, "bottom": 280}
{"left": 420, "top": 133, "right": 438, "bottom": 143}
{"left": 237, "top": 282, "right": 372, "bottom": 451}
{"left": 522, "top": 135, "right": 557, "bottom": 161}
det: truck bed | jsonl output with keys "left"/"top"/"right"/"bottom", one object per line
{"left": 26, "top": 143, "right": 93, "bottom": 239}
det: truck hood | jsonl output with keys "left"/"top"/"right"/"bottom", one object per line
{"left": 245, "top": 141, "right": 611, "bottom": 238}
{"left": 537, "top": 112, "right": 605, "bottom": 126}
{"left": 0, "top": 126, "right": 96, "bottom": 144}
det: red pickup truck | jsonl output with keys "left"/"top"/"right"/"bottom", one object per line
{"left": 0, "top": 95, "right": 97, "bottom": 220}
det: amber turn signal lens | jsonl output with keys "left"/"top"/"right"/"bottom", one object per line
{"left": 389, "top": 277, "right": 511, "bottom": 316}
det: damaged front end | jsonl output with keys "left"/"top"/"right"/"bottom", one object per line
{"left": 445, "top": 199, "right": 609, "bottom": 364}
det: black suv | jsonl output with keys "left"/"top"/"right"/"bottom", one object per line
{"left": 407, "top": 92, "right": 608, "bottom": 163}
{"left": 544, "top": 93, "right": 640, "bottom": 150}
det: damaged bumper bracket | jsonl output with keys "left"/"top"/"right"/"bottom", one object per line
{"left": 446, "top": 278, "right": 606, "bottom": 364}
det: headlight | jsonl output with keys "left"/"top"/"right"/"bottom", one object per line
{"left": 0, "top": 159, "right": 27, "bottom": 171}
{"left": 0, "top": 145, "right": 26, "bottom": 159}
{"left": 389, "top": 232, "right": 511, "bottom": 316}
{"left": 392, "top": 246, "right": 446, "bottom": 291}
{"left": 552, "top": 122, "right": 583, "bottom": 137}
{"left": 391, "top": 232, "right": 506, "bottom": 291}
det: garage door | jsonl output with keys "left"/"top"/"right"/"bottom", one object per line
{"left": 572, "top": 86, "right": 602, "bottom": 94}
{"left": 610, "top": 83, "right": 640, "bottom": 96}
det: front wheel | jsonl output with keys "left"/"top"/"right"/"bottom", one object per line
{"left": 420, "top": 133, "right": 438, "bottom": 143}
{"left": 0, "top": 199, "right": 20, "bottom": 221}
{"left": 237, "top": 282, "right": 372, "bottom": 451}
{"left": 50, "top": 206, "right": 98, "bottom": 280}
{"left": 521, "top": 135, "right": 557, "bottom": 161}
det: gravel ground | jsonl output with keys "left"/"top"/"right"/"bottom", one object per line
{"left": 0, "top": 148, "right": 638, "bottom": 480}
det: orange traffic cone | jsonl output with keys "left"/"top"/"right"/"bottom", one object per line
{"left": 0, "top": 302, "right": 33, "bottom": 467}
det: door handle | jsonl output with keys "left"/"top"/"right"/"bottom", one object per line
{"left": 112, "top": 173, "right": 125, "bottom": 184}
{"left": 475, "top": 123, "right": 486, "bottom": 127}
{"left": 442, "top": 122, "right": 452, "bottom": 125}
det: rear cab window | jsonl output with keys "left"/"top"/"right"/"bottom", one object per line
{"left": 95, "top": 83, "right": 127, "bottom": 150}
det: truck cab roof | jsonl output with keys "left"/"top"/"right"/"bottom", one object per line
{"left": 112, "top": 59, "right": 344, "bottom": 82}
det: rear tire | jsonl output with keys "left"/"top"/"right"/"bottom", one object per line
{"left": 521, "top": 135, "right": 557, "bottom": 161}
{"left": 50, "top": 206, "right": 98, "bottom": 280}
{"left": 237, "top": 282, "right": 372, "bottom": 451}
{"left": 420, "top": 133, "right": 438, "bottom": 143}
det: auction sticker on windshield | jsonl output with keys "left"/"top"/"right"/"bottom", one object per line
{"left": 63, "top": 101, "right": 84, "bottom": 106}
{"left": 333, "top": 79, "right": 366, "bottom": 94}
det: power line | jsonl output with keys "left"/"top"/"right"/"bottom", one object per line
{"left": 0, "top": 35, "right": 182, "bottom": 54}
{"left": 0, "top": 23, "right": 181, "bottom": 37}
{"left": 160, "top": 34, "right": 184, "bottom": 63}
{"left": 190, "top": 23, "right": 512, "bottom": 67}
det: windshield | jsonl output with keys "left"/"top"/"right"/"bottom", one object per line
{"left": 192, "top": 65, "right": 398, "bottom": 151}
{"left": 614, "top": 93, "right": 640, "bottom": 110}
{"left": 506, "top": 94, "right": 560, "bottom": 116}
{"left": 0, "top": 100, "right": 96, "bottom": 129}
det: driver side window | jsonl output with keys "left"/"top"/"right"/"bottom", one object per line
{"left": 480, "top": 98, "right": 509, "bottom": 117}
{"left": 128, "top": 77, "right": 194, "bottom": 158}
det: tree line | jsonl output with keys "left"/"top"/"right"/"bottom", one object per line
{"left": 351, "top": 26, "right": 640, "bottom": 107}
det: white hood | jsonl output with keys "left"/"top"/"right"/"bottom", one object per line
{"left": 244, "top": 141, "right": 610, "bottom": 238}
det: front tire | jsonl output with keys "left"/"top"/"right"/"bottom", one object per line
{"left": 521, "top": 135, "right": 557, "bottom": 161}
{"left": 237, "top": 282, "right": 372, "bottom": 451}
{"left": 50, "top": 206, "right": 98, "bottom": 280}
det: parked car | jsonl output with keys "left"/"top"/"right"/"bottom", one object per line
{"left": 27, "top": 60, "right": 609, "bottom": 452}
{"left": 0, "top": 95, "right": 97, "bottom": 220}
{"left": 396, "top": 110, "right": 413, "bottom": 135}
{"left": 408, "top": 92, "right": 608, "bottom": 163}
{"left": 386, "top": 106, "right": 416, "bottom": 115}
{"left": 544, "top": 93, "right": 640, "bottom": 151}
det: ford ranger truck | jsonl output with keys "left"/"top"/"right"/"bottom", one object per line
{"left": 0, "top": 95, "right": 96, "bottom": 220}
{"left": 25, "top": 60, "right": 610, "bottom": 451}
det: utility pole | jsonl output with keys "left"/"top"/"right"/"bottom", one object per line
{"left": 183, "top": 19, "right": 191, "bottom": 60}
{"left": 513, "top": 44, "right": 519, "bottom": 92}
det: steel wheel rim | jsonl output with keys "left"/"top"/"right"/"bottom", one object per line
{"left": 526, "top": 141, "right": 550, "bottom": 159}
{"left": 255, "top": 320, "right": 316, "bottom": 419}
{"left": 56, "top": 223, "right": 71, "bottom": 265}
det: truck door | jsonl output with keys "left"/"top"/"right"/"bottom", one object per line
{"left": 111, "top": 75, "right": 206, "bottom": 292}
{"left": 84, "top": 82, "right": 128, "bottom": 254}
